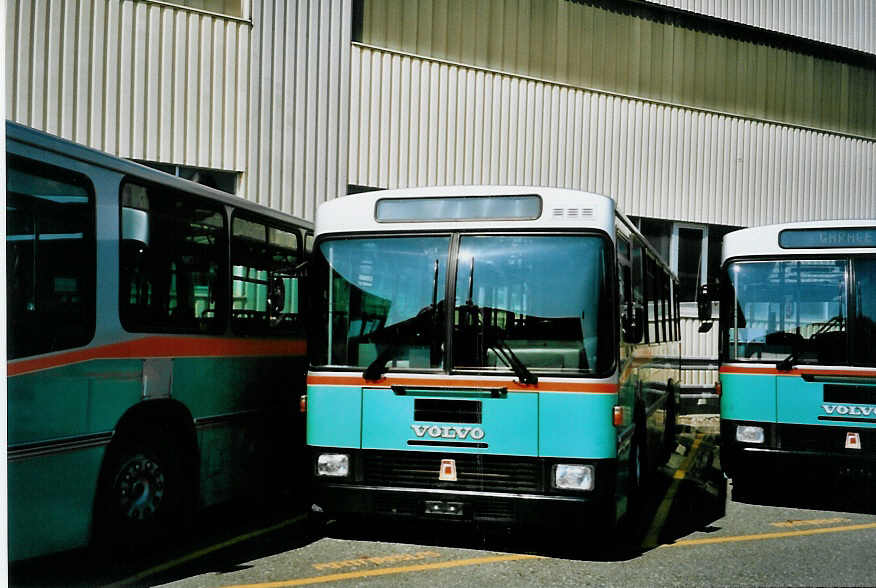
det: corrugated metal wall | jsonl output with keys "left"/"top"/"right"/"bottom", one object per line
{"left": 358, "top": 0, "right": 876, "bottom": 139}
{"left": 645, "top": 0, "right": 876, "bottom": 56}
{"left": 349, "top": 45, "right": 876, "bottom": 227}
{"left": 5, "top": 0, "right": 351, "bottom": 220}
{"left": 247, "top": 0, "right": 351, "bottom": 218}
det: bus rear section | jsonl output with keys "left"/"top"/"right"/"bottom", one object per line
{"left": 717, "top": 223, "right": 876, "bottom": 493}
{"left": 305, "top": 187, "right": 676, "bottom": 532}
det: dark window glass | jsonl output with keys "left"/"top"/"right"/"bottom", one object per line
{"left": 853, "top": 257, "right": 876, "bottom": 366}
{"left": 120, "top": 181, "right": 226, "bottom": 333}
{"left": 453, "top": 235, "right": 612, "bottom": 375}
{"left": 631, "top": 243, "right": 645, "bottom": 343}
{"left": 6, "top": 156, "right": 95, "bottom": 359}
{"left": 677, "top": 227, "right": 703, "bottom": 302}
{"left": 313, "top": 236, "right": 450, "bottom": 369}
{"left": 231, "top": 215, "right": 302, "bottom": 335}
{"left": 723, "top": 260, "right": 848, "bottom": 364}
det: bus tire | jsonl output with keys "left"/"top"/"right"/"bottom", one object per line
{"left": 95, "top": 429, "right": 192, "bottom": 554}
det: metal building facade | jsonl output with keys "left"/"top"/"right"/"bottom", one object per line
{"left": 644, "top": 0, "right": 876, "bottom": 55}
{"left": 348, "top": 44, "right": 875, "bottom": 227}
{"left": 5, "top": 0, "right": 352, "bottom": 219}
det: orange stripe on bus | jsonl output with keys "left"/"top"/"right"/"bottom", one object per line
{"left": 8, "top": 336, "right": 307, "bottom": 377}
{"left": 306, "top": 374, "right": 618, "bottom": 394}
{"left": 719, "top": 365, "right": 876, "bottom": 378}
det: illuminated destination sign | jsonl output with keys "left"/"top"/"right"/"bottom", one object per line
{"left": 779, "top": 227, "right": 876, "bottom": 249}
{"left": 375, "top": 195, "right": 542, "bottom": 222}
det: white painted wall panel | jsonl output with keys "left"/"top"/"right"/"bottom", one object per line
{"left": 348, "top": 45, "right": 876, "bottom": 227}
{"left": 645, "top": 0, "right": 876, "bottom": 56}
{"left": 6, "top": 0, "right": 351, "bottom": 221}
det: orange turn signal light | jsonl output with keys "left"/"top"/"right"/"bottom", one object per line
{"left": 613, "top": 405, "right": 624, "bottom": 427}
{"left": 299, "top": 394, "right": 307, "bottom": 413}
{"left": 715, "top": 380, "right": 722, "bottom": 397}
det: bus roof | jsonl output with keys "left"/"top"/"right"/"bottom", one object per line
{"left": 315, "top": 185, "right": 616, "bottom": 236}
{"left": 6, "top": 121, "right": 312, "bottom": 230}
{"left": 723, "top": 219, "right": 876, "bottom": 261}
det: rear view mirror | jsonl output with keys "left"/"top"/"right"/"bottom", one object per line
{"left": 697, "top": 283, "right": 715, "bottom": 321}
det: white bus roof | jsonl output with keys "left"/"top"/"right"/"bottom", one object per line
{"left": 315, "top": 186, "right": 616, "bottom": 237}
{"left": 723, "top": 219, "right": 876, "bottom": 261}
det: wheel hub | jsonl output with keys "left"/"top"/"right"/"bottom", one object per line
{"left": 116, "top": 454, "right": 166, "bottom": 520}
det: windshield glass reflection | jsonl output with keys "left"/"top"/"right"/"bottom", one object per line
{"left": 722, "top": 260, "right": 849, "bottom": 364}
{"left": 313, "top": 236, "right": 450, "bottom": 370}
{"left": 452, "top": 235, "right": 611, "bottom": 375}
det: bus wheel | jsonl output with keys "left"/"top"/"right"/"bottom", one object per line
{"left": 96, "top": 432, "right": 190, "bottom": 553}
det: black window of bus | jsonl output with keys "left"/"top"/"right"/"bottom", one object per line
{"left": 645, "top": 255, "right": 660, "bottom": 343}
{"left": 617, "top": 236, "right": 639, "bottom": 344}
{"left": 119, "top": 181, "right": 227, "bottom": 333}
{"left": 231, "top": 213, "right": 303, "bottom": 335}
{"left": 6, "top": 155, "right": 95, "bottom": 359}
{"left": 853, "top": 257, "right": 876, "bottom": 366}
{"left": 631, "top": 241, "right": 645, "bottom": 343}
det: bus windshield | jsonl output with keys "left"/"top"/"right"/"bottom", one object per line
{"left": 312, "top": 233, "right": 612, "bottom": 376}
{"left": 722, "top": 259, "right": 849, "bottom": 364}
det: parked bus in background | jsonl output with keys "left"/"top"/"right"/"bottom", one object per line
{"left": 305, "top": 186, "right": 680, "bottom": 537}
{"left": 701, "top": 221, "right": 876, "bottom": 498}
{"left": 6, "top": 122, "right": 311, "bottom": 561}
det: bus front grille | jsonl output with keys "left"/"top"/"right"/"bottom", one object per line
{"left": 362, "top": 451, "right": 543, "bottom": 493}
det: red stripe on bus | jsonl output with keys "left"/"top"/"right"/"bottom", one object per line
{"left": 719, "top": 365, "right": 876, "bottom": 378}
{"left": 306, "top": 374, "right": 618, "bottom": 394}
{"left": 8, "top": 336, "right": 307, "bottom": 377}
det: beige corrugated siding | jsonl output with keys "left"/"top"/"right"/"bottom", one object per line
{"left": 5, "top": 0, "right": 351, "bottom": 220}
{"left": 358, "top": 0, "right": 876, "bottom": 139}
{"left": 644, "top": 0, "right": 876, "bottom": 56}
{"left": 349, "top": 45, "right": 876, "bottom": 227}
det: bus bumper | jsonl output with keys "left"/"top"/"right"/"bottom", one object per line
{"left": 309, "top": 448, "right": 618, "bottom": 527}
{"left": 720, "top": 420, "right": 876, "bottom": 481}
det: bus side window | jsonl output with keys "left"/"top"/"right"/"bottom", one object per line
{"left": 6, "top": 155, "right": 95, "bottom": 359}
{"left": 630, "top": 242, "right": 645, "bottom": 343}
{"left": 120, "top": 181, "right": 227, "bottom": 333}
{"left": 617, "top": 236, "right": 641, "bottom": 344}
{"left": 231, "top": 214, "right": 302, "bottom": 335}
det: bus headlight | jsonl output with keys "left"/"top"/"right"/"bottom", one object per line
{"left": 317, "top": 453, "right": 350, "bottom": 477}
{"left": 553, "top": 464, "right": 595, "bottom": 491}
{"left": 736, "top": 425, "right": 765, "bottom": 444}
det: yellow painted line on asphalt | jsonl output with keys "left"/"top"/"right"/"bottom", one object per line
{"left": 223, "top": 553, "right": 542, "bottom": 588}
{"left": 664, "top": 521, "right": 876, "bottom": 548}
{"left": 641, "top": 433, "right": 705, "bottom": 550}
{"left": 770, "top": 517, "right": 852, "bottom": 528}
{"left": 113, "top": 513, "right": 309, "bottom": 586}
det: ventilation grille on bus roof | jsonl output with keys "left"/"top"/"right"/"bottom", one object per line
{"left": 552, "top": 207, "right": 594, "bottom": 218}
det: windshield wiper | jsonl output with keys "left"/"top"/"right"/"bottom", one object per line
{"left": 363, "top": 345, "right": 397, "bottom": 381}
{"left": 490, "top": 336, "right": 538, "bottom": 385}
{"left": 776, "top": 315, "right": 845, "bottom": 371}
{"left": 460, "top": 256, "right": 537, "bottom": 385}
{"left": 364, "top": 259, "right": 443, "bottom": 381}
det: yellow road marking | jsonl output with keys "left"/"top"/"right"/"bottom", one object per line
{"left": 113, "top": 514, "right": 308, "bottom": 586}
{"left": 641, "top": 433, "right": 705, "bottom": 549}
{"left": 312, "top": 550, "right": 442, "bottom": 570}
{"left": 223, "top": 553, "right": 542, "bottom": 588}
{"left": 664, "top": 522, "right": 876, "bottom": 547}
{"left": 770, "top": 517, "right": 852, "bottom": 528}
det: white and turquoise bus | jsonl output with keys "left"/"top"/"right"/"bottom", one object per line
{"left": 6, "top": 122, "right": 311, "bottom": 561}
{"left": 707, "top": 221, "right": 876, "bottom": 496}
{"left": 305, "top": 186, "right": 680, "bottom": 535}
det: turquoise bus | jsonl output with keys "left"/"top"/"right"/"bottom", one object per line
{"left": 305, "top": 186, "right": 680, "bottom": 535}
{"left": 6, "top": 122, "right": 311, "bottom": 561}
{"left": 706, "top": 221, "right": 876, "bottom": 496}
